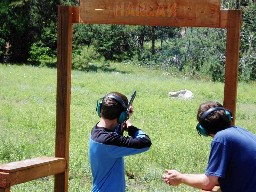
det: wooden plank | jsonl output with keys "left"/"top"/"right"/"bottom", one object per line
{"left": 0, "top": 186, "right": 10, "bottom": 192}
{"left": 219, "top": 10, "right": 228, "bottom": 28}
{"left": 223, "top": 10, "right": 242, "bottom": 124}
{"left": 79, "top": 0, "right": 221, "bottom": 27}
{"left": 0, "top": 172, "right": 10, "bottom": 189}
{"left": 0, "top": 157, "right": 64, "bottom": 173}
{"left": 0, "top": 157, "right": 66, "bottom": 188}
{"left": 55, "top": 6, "right": 73, "bottom": 192}
{"left": 72, "top": 6, "right": 80, "bottom": 23}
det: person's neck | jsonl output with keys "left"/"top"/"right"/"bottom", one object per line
{"left": 97, "top": 118, "right": 118, "bottom": 131}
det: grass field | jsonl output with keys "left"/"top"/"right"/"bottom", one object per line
{"left": 0, "top": 63, "right": 256, "bottom": 191}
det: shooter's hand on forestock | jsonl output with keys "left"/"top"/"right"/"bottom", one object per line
{"left": 128, "top": 105, "right": 134, "bottom": 118}
{"left": 121, "top": 106, "right": 134, "bottom": 132}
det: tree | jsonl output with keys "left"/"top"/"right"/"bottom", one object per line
{"left": 0, "top": 0, "right": 31, "bottom": 62}
{"left": 240, "top": 2, "right": 256, "bottom": 81}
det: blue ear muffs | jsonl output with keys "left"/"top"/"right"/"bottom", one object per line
{"left": 196, "top": 107, "right": 233, "bottom": 137}
{"left": 96, "top": 94, "right": 128, "bottom": 124}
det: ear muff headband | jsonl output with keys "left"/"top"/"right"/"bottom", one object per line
{"left": 96, "top": 94, "right": 128, "bottom": 124}
{"left": 106, "top": 94, "right": 128, "bottom": 124}
{"left": 105, "top": 94, "right": 127, "bottom": 110}
{"left": 196, "top": 107, "right": 232, "bottom": 136}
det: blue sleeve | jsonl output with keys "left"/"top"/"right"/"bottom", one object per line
{"left": 106, "top": 143, "right": 150, "bottom": 158}
{"left": 205, "top": 140, "right": 229, "bottom": 178}
{"left": 90, "top": 125, "right": 152, "bottom": 158}
{"left": 109, "top": 128, "right": 151, "bottom": 158}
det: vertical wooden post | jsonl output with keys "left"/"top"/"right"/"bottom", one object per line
{"left": 224, "top": 10, "right": 242, "bottom": 124}
{"left": 55, "top": 6, "right": 73, "bottom": 192}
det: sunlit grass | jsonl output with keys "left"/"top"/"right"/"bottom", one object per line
{"left": 0, "top": 64, "right": 255, "bottom": 191}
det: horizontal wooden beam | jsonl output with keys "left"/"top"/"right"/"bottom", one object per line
{"left": 72, "top": 6, "right": 80, "bottom": 23}
{"left": 0, "top": 157, "right": 66, "bottom": 188}
{"left": 79, "top": 0, "right": 222, "bottom": 27}
{"left": 219, "top": 10, "right": 228, "bottom": 28}
{"left": 72, "top": 8, "right": 231, "bottom": 29}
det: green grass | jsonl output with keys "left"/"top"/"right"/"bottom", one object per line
{"left": 0, "top": 63, "right": 256, "bottom": 191}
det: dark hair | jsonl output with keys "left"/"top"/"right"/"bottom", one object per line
{"left": 101, "top": 92, "right": 128, "bottom": 120}
{"left": 197, "top": 101, "right": 232, "bottom": 134}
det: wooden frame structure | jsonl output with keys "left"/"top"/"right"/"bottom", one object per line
{"left": 0, "top": 1, "right": 241, "bottom": 191}
{"left": 56, "top": 4, "right": 241, "bottom": 191}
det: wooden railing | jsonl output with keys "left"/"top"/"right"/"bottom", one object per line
{"left": 0, "top": 157, "right": 66, "bottom": 192}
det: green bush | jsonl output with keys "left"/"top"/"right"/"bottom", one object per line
{"left": 72, "top": 46, "right": 102, "bottom": 71}
{"left": 28, "top": 41, "right": 56, "bottom": 67}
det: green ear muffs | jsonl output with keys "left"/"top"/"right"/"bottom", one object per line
{"left": 96, "top": 99, "right": 102, "bottom": 117}
{"left": 196, "top": 107, "right": 233, "bottom": 137}
{"left": 96, "top": 94, "right": 128, "bottom": 124}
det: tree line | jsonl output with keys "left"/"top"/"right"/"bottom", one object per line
{"left": 0, "top": 0, "right": 255, "bottom": 81}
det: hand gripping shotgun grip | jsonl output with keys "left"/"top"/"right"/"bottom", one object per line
{"left": 117, "top": 91, "right": 136, "bottom": 135}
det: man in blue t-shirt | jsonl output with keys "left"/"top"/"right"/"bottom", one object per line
{"left": 162, "top": 101, "right": 256, "bottom": 192}
{"left": 89, "top": 92, "right": 152, "bottom": 192}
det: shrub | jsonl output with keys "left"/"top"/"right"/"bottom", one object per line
{"left": 72, "top": 46, "right": 102, "bottom": 71}
{"left": 28, "top": 41, "right": 56, "bottom": 67}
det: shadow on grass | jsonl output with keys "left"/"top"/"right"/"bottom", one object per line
{"left": 0, "top": 62, "right": 131, "bottom": 74}
{"left": 80, "top": 63, "right": 129, "bottom": 74}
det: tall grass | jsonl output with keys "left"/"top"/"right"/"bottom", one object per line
{"left": 0, "top": 64, "right": 255, "bottom": 192}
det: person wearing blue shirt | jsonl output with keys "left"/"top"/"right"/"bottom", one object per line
{"left": 89, "top": 92, "right": 152, "bottom": 192}
{"left": 162, "top": 101, "right": 256, "bottom": 192}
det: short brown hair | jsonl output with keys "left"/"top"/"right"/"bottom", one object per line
{"left": 197, "top": 101, "right": 232, "bottom": 134}
{"left": 101, "top": 92, "right": 128, "bottom": 120}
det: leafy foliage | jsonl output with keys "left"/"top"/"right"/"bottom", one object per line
{"left": 92, "top": 25, "right": 136, "bottom": 61}
{"left": 0, "top": 0, "right": 31, "bottom": 62}
{"left": 240, "top": 3, "right": 256, "bottom": 81}
{"left": 28, "top": 41, "right": 56, "bottom": 67}
{"left": 0, "top": 1, "right": 255, "bottom": 81}
{"left": 72, "top": 46, "right": 102, "bottom": 71}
